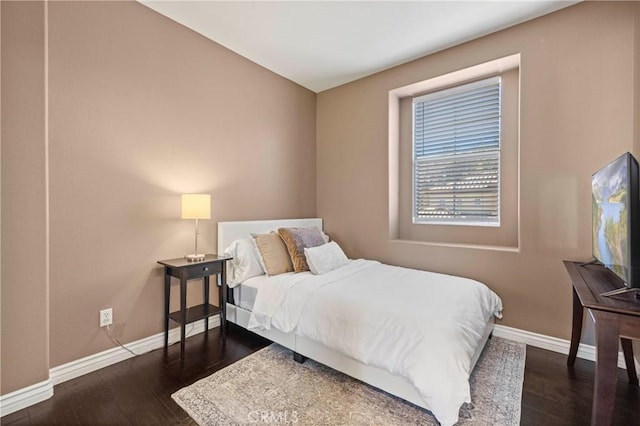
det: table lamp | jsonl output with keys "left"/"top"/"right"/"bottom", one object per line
{"left": 182, "top": 194, "right": 211, "bottom": 261}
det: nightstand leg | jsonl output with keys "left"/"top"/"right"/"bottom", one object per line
{"left": 164, "top": 269, "right": 170, "bottom": 349}
{"left": 221, "top": 262, "right": 227, "bottom": 339}
{"left": 203, "top": 276, "right": 210, "bottom": 333}
{"left": 180, "top": 276, "right": 187, "bottom": 360}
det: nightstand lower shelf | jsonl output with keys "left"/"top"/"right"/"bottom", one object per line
{"left": 168, "top": 303, "right": 220, "bottom": 324}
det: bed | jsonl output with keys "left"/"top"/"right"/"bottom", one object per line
{"left": 218, "top": 218, "right": 502, "bottom": 426}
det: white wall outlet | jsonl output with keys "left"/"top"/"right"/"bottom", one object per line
{"left": 100, "top": 308, "right": 113, "bottom": 327}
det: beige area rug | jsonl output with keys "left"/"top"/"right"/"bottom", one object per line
{"left": 172, "top": 337, "right": 526, "bottom": 425}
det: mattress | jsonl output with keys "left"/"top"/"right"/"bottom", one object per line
{"left": 233, "top": 274, "right": 293, "bottom": 311}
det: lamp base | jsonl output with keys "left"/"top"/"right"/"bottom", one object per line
{"left": 185, "top": 254, "right": 206, "bottom": 262}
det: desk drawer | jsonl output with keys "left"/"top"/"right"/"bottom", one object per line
{"left": 184, "top": 262, "right": 223, "bottom": 279}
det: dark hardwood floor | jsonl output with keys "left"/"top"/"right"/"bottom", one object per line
{"left": 2, "top": 325, "right": 638, "bottom": 425}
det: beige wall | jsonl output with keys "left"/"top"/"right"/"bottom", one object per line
{"left": 0, "top": 2, "right": 2, "bottom": 391}
{"left": 1, "top": 1, "right": 50, "bottom": 394}
{"left": 636, "top": 3, "right": 640, "bottom": 158}
{"left": 317, "top": 1, "right": 638, "bottom": 339}
{"left": 3, "top": 0, "right": 639, "bottom": 399}
{"left": 634, "top": 2, "right": 640, "bottom": 364}
{"left": 1, "top": 0, "right": 316, "bottom": 393}
{"left": 47, "top": 1, "right": 316, "bottom": 367}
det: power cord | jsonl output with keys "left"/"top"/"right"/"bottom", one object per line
{"left": 103, "top": 323, "right": 195, "bottom": 357}
{"left": 179, "top": 323, "right": 196, "bottom": 341}
{"left": 104, "top": 325, "right": 141, "bottom": 356}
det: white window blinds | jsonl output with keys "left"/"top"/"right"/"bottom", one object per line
{"left": 413, "top": 76, "right": 501, "bottom": 225}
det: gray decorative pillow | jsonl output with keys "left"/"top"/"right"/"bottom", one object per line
{"left": 278, "top": 227, "right": 326, "bottom": 273}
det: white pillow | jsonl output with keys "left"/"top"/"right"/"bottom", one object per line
{"left": 224, "top": 238, "right": 265, "bottom": 287}
{"left": 304, "top": 241, "right": 349, "bottom": 275}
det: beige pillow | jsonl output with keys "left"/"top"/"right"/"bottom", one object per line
{"left": 251, "top": 232, "right": 293, "bottom": 276}
{"left": 278, "top": 227, "right": 327, "bottom": 273}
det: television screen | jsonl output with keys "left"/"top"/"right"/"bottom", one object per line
{"left": 592, "top": 152, "right": 639, "bottom": 288}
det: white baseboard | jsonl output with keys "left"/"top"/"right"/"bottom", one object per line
{"left": 0, "top": 379, "right": 53, "bottom": 418}
{"left": 50, "top": 316, "right": 219, "bottom": 385}
{"left": 493, "top": 324, "right": 640, "bottom": 371}
{"left": 2, "top": 319, "right": 636, "bottom": 417}
{"left": 0, "top": 316, "right": 219, "bottom": 417}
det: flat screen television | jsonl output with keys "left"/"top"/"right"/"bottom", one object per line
{"left": 591, "top": 152, "right": 640, "bottom": 294}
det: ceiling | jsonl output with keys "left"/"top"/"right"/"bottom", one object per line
{"left": 139, "top": 1, "right": 579, "bottom": 93}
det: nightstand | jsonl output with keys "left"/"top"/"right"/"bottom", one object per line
{"left": 158, "top": 254, "right": 232, "bottom": 359}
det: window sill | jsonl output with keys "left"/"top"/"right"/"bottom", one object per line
{"left": 389, "top": 238, "right": 520, "bottom": 253}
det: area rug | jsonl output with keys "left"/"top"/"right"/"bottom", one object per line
{"left": 172, "top": 337, "right": 525, "bottom": 425}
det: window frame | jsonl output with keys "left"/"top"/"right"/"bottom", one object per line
{"left": 412, "top": 76, "right": 502, "bottom": 227}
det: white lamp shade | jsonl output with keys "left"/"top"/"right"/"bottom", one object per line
{"left": 181, "top": 194, "right": 211, "bottom": 219}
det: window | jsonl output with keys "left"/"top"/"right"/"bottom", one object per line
{"left": 413, "top": 76, "right": 501, "bottom": 226}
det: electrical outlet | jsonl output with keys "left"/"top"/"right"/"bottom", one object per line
{"left": 100, "top": 308, "right": 113, "bottom": 327}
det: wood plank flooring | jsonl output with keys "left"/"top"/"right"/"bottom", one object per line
{"left": 2, "top": 325, "right": 638, "bottom": 425}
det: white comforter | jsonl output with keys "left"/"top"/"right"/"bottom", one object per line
{"left": 248, "top": 260, "right": 503, "bottom": 426}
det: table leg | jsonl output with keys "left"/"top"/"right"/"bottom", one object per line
{"left": 592, "top": 310, "right": 620, "bottom": 426}
{"left": 180, "top": 275, "right": 187, "bottom": 360}
{"left": 203, "top": 275, "right": 210, "bottom": 333}
{"left": 620, "top": 338, "right": 639, "bottom": 385}
{"left": 568, "top": 287, "right": 583, "bottom": 366}
{"left": 164, "top": 269, "right": 170, "bottom": 349}
{"left": 221, "top": 262, "right": 227, "bottom": 339}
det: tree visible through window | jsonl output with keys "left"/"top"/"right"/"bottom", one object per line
{"left": 413, "top": 77, "right": 501, "bottom": 225}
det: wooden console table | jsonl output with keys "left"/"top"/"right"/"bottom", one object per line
{"left": 563, "top": 260, "right": 640, "bottom": 425}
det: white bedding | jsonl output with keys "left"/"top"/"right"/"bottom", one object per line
{"left": 232, "top": 274, "right": 282, "bottom": 311}
{"left": 232, "top": 281, "right": 258, "bottom": 311}
{"left": 248, "top": 259, "right": 503, "bottom": 426}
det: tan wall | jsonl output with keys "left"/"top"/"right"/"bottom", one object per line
{"left": 317, "top": 1, "right": 638, "bottom": 339}
{"left": 46, "top": 0, "right": 316, "bottom": 367}
{"left": 1, "top": 1, "right": 50, "bottom": 394}
{"left": 1, "top": 0, "right": 316, "bottom": 387}
{"left": 636, "top": 3, "right": 640, "bottom": 158}
{"left": 634, "top": 2, "right": 640, "bottom": 364}
{"left": 3, "top": 0, "right": 639, "bottom": 398}
{"left": 1, "top": 0, "right": 3, "bottom": 392}
{"left": 0, "top": 2, "right": 2, "bottom": 391}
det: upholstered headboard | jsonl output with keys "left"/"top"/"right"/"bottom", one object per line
{"left": 217, "top": 218, "right": 323, "bottom": 254}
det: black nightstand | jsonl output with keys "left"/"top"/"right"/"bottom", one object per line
{"left": 158, "top": 254, "right": 232, "bottom": 359}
